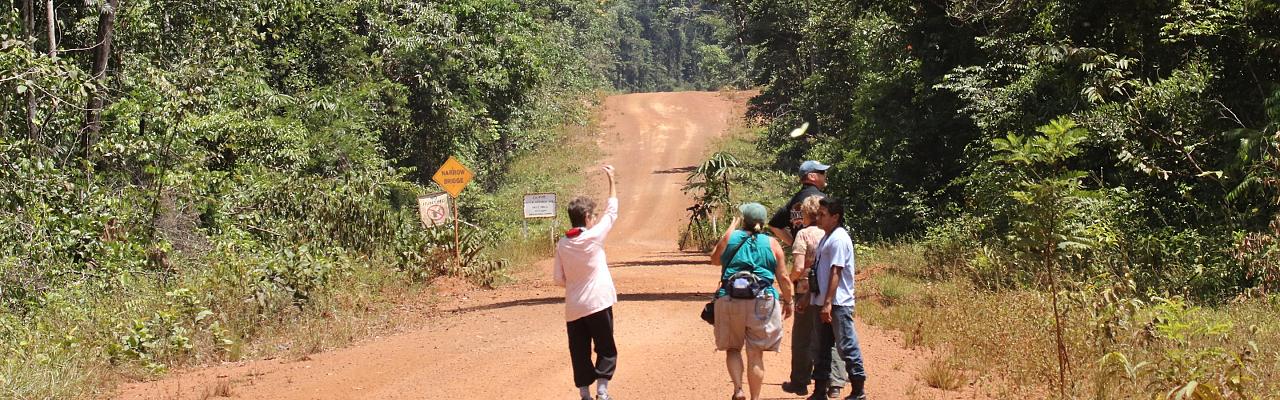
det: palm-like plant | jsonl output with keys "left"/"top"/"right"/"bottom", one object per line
{"left": 683, "top": 151, "right": 753, "bottom": 236}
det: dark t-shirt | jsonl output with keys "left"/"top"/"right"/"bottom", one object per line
{"left": 768, "top": 185, "right": 826, "bottom": 237}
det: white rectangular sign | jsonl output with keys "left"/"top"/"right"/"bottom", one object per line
{"left": 418, "top": 192, "right": 451, "bottom": 227}
{"left": 523, "top": 193, "right": 557, "bottom": 219}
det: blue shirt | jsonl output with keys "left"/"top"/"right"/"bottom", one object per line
{"left": 810, "top": 227, "right": 856, "bottom": 307}
{"left": 717, "top": 230, "right": 778, "bottom": 298}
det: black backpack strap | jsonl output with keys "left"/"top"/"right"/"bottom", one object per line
{"left": 715, "top": 233, "right": 754, "bottom": 297}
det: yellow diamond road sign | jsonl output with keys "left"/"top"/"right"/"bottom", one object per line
{"left": 432, "top": 156, "right": 473, "bottom": 197}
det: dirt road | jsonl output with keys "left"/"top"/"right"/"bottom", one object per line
{"left": 116, "top": 92, "right": 984, "bottom": 400}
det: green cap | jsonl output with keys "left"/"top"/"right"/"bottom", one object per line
{"left": 739, "top": 202, "right": 768, "bottom": 227}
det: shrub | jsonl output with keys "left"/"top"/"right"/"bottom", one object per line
{"left": 920, "top": 215, "right": 984, "bottom": 281}
{"left": 874, "top": 273, "right": 917, "bottom": 306}
{"left": 921, "top": 355, "right": 966, "bottom": 390}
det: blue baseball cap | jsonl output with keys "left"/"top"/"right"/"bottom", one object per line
{"left": 798, "top": 160, "right": 830, "bottom": 176}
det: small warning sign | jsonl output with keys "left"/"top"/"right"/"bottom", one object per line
{"left": 432, "top": 156, "right": 473, "bottom": 197}
{"left": 417, "top": 192, "right": 450, "bottom": 227}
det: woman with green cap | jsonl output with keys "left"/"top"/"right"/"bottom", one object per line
{"left": 710, "top": 202, "right": 794, "bottom": 400}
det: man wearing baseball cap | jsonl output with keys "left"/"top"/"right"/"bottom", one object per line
{"left": 770, "top": 160, "right": 846, "bottom": 398}
{"left": 768, "top": 160, "right": 829, "bottom": 247}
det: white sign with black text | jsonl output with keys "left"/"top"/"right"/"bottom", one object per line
{"left": 523, "top": 193, "right": 557, "bottom": 219}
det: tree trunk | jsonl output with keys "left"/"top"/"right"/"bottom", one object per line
{"left": 22, "top": 0, "right": 39, "bottom": 141}
{"left": 83, "top": 0, "right": 120, "bottom": 159}
{"left": 1046, "top": 210, "right": 1070, "bottom": 398}
{"left": 22, "top": 0, "right": 34, "bottom": 46}
{"left": 45, "top": 0, "right": 55, "bottom": 58}
{"left": 1048, "top": 248, "right": 1068, "bottom": 397}
{"left": 722, "top": 174, "right": 732, "bottom": 204}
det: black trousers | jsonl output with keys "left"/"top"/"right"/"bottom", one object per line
{"left": 566, "top": 307, "right": 617, "bottom": 387}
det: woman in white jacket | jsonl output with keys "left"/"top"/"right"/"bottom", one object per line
{"left": 553, "top": 165, "right": 619, "bottom": 400}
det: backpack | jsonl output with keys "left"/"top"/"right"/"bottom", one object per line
{"left": 701, "top": 232, "right": 774, "bottom": 325}
{"left": 724, "top": 270, "right": 769, "bottom": 299}
{"left": 720, "top": 233, "right": 772, "bottom": 299}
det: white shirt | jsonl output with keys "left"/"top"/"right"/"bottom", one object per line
{"left": 552, "top": 197, "right": 618, "bottom": 321}
{"left": 810, "top": 227, "right": 856, "bottom": 307}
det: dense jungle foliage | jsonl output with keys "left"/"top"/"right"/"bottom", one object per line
{"left": 717, "top": 0, "right": 1280, "bottom": 301}
{"left": 0, "top": 0, "right": 739, "bottom": 397}
{"left": 705, "top": 0, "right": 1280, "bottom": 396}
{"left": 612, "top": 0, "right": 747, "bottom": 91}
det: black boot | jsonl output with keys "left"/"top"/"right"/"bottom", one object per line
{"left": 781, "top": 380, "right": 809, "bottom": 396}
{"left": 843, "top": 376, "right": 866, "bottom": 400}
{"left": 806, "top": 380, "right": 829, "bottom": 400}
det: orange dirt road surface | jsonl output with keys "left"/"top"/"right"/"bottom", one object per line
{"left": 115, "top": 92, "right": 989, "bottom": 400}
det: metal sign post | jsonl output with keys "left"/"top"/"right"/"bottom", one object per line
{"left": 458, "top": 197, "right": 463, "bottom": 258}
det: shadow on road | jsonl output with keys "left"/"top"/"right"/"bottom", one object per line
{"left": 610, "top": 258, "right": 707, "bottom": 268}
{"left": 652, "top": 165, "right": 697, "bottom": 174}
{"left": 450, "top": 292, "right": 710, "bottom": 314}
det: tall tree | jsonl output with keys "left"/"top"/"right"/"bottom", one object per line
{"left": 44, "top": 0, "right": 53, "bottom": 57}
{"left": 22, "top": 0, "right": 38, "bottom": 140}
{"left": 82, "top": 0, "right": 119, "bottom": 158}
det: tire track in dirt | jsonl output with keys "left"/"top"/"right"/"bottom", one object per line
{"left": 115, "top": 91, "right": 989, "bottom": 400}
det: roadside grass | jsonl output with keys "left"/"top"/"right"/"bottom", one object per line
{"left": 1, "top": 252, "right": 422, "bottom": 400}
{"left": 873, "top": 273, "right": 917, "bottom": 307}
{"left": 857, "top": 243, "right": 1280, "bottom": 399}
{"left": 688, "top": 90, "right": 1280, "bottom": 399}
{"left": 202, "top": 379, "right": 232, "bottom": 398}
{"left": 921, "top": 355, "right": 966, "bottom": 390}
{"left": 477, "top": 94, "right": 607, "bottom": 270}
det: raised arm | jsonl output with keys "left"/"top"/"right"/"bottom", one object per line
{"left": 586, "top": 165, "right": 619, "bottom": 240}
{"left": 709, "top": 216, "right": 741, "bottom": 266}
{"left": 603, "top": 165, "right": 616, "bottom": 199}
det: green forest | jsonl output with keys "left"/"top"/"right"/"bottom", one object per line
{"left": 3, "top": 0, "right": 1280, "bottom": 398}
{"left": 696, "top": 0, "right": 1280, "bottom": 397}
{"left": 0, "top": 0, "right": 734, "bottom": 397}
{"left": 725, "top": 0, "right": 1280, "bottom": 301}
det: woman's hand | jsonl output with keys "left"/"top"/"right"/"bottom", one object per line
{"left": 780, "top": 299, "right": 793, "bottom": 320}
{"left": 602, "top": 165, "right": 617, "bottom": 198}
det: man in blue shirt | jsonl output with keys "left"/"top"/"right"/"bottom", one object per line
{"left": 808, "top": 197, "right": 867, "bottom": 400}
